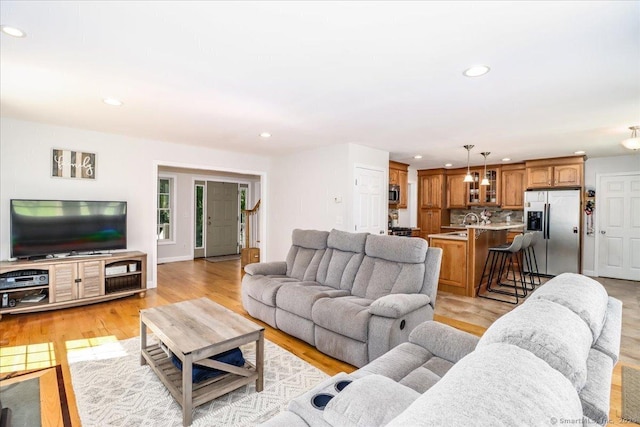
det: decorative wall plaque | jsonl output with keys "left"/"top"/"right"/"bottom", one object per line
{"left": 52, "top": 148, "right": 96, "bottom": 179}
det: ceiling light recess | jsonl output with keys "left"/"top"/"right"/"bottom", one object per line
{"left": 103, "top": 98, "right": 123, "bottom": 106}
{"left": 622, "top": 126, "right": 640, "bottom": 150}
{"left": 463, "top": 145, "right": 474, "bottom": 183}
{"left": 414, "top": 155, "right": 423, "bottom": 159}
{"left": 445, "top": 163, "right": 453, "bottom": 167}
{"left": 502, "top": 158, "right": 511, "bottom": 162}
{"left": 1, "top": 25, "right": 26, "bottom": 38}
{"left": 574, "top": 150, "right": 586, "bottom": 155}
{"left": 259, "top": 132, "right": 271, "bottom": 139}
{"left": 463, "top": 65, "right": 490, "bottom": 77}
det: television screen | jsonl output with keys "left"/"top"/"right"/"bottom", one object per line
{"left": 10, "top": 200, "right": 127, "bottom": 259}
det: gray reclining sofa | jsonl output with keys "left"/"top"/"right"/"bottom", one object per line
{"left": 263, "top": 273, "right": 622, "bottom": 426}
{"left": 241, "top": 229, "right": 443, "bottom": 367}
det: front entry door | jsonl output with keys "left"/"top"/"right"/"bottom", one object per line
{"left": 597, "top": 173, "right": 640, "bottom": 280}
{"left": 206, "top": 181, "right": 239, "bottom": 257}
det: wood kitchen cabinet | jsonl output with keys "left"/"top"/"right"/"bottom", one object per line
{"left": 389, "top": 161, "right": 409, "bottom": 209}
{"left": 501, "top": 163, "right": 526, "bottom": 209}
{"left": 467, "top": 167, "right": 500, "bottom": 206}
{"left": 526, "top": 156, "right": 584, "bottom": 189}
{"left": 429, "top": 237, "right": 468, "bottom": 295}
{"left": 419, "top": 169, "right": 444, "bottom": 209}
{"left": 446, "top": 172, "right": 468, "bottom": 209}
{"left": 418, "top": 169, "right": 447, "bottom": 238}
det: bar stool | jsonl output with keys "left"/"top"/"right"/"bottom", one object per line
{"left": 524, "top": 231, "right": 542, "bottom": 287}
{"left": 510, "top": 232, "right": 535, "bottom": 292}
{"left": 477, "top": 234, "right": 527, "bottom": 304}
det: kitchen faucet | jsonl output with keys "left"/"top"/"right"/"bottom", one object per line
{"left": 462, "top": 212, "right": 480, "bottom": 225}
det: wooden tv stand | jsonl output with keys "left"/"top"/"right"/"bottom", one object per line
{"left": 0, "top": 251, "right": 146, "bottom": 319}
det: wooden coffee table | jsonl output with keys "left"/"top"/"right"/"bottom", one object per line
{"left": 140, "top": 298, "right": 264, "bottom": 426}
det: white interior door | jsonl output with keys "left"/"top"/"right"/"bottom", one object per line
{"left": 354, "top": 166, "right": 385, "bottom": 235}
{"left": 206, "top": 181, "right": 239, "bottom": 257}
{"left": 597, "top": 173, "right": 640, "bottom": 280}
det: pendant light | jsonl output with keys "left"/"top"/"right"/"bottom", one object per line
{"left": 463, "top": 145, "right": 474, "bottom": 183}
{"left": 622, "top": 125, "right": 640, "bottom": 150}
{"left": 480, "top": 152, "right": 490, "bottom": 186}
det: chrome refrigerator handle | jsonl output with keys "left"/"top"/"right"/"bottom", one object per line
{"left": 545, "top": 203, "right": 550, "bottom": 239}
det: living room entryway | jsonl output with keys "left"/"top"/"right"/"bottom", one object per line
{"left": 205, "top": 181, "right": 239, "bottom": 257}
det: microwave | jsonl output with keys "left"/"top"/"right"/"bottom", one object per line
{"left": 389, "top": 185, "right": 400, "bottom": 204}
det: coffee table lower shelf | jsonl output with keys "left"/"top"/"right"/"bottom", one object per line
{"left": 141, "top": 344, "right": 259, "bottom": 408}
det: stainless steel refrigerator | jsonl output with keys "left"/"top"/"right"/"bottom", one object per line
{"left": 524, "top": 189, "right": 581, "bottom": 276}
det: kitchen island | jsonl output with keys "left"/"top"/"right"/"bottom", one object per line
{"left": 428, "top": 222, "right": 524, "bottom": 297}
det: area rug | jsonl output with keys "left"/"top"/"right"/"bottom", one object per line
{"left": 205, "top": 254, "right": 241, "bottom": 263}
{"left": 622, "top": 365, "right": 640, "bottom": 423}
{"left": 69, "top": 336, "right": 328, "bottom": 426}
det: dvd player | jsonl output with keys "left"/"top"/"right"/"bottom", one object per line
{"left": 0, "top": 269, "right": 49, "bottom": 290}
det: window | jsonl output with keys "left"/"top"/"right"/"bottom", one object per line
{"left": 195, "top": 184, "right": 204, "bottom": 249}
{"left": 157, "top": 176, "right": 175, "bottom": 242}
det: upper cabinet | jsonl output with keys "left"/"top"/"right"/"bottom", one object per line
{"left": 501, "top": 164, "right": 526, "bottom": 210}
{"left": 389, "top": 161, "right": 409, "bottom": 209}
{"left": 446, "top": 173, "right": 467, "bottom": 209}
{"left": 526, "top": 156, "right": 584, "bottom": 189}
{"left": 419, "top": 170, "right": 444, "bottom": 208}
{"left": 463, "top": 167, "right": 501, "bottom": 207}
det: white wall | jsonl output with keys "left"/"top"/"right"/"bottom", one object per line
{"left": 0, "top": 118, "right": 271, "bottom": 287}
{"left": 582, "top": 153, "right": 640, "bottom": 275}
{"left": 267, "top": 143, "right": 388, "bottom": 260}
{"left": 397, "top": 166, "right": 418, "bottom": 227}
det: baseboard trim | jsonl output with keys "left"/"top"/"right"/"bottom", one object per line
{"left": 157, "top": 255, "right": 193, "bottom": 264}
{"left": 582, "top": 270, "right": 596, "bottom": 277}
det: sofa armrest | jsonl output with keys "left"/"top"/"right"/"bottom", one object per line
{"left": 369, "top": 294, "right": 430, "bottom": 318}
{"left": 409, "top": 321, "right": 479, "bottom": 363}
{"left": 243, "top": 261, "right": 287, "bottom": 276}
{"left": 323, "top": 374, "right": 420, "bottom": 427}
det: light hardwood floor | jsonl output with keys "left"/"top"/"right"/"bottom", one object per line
{"left": 0, "top": 258, "right": 637, "bottom": 426}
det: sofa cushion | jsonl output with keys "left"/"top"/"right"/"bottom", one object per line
{"left": 579, "top": 348, "right": 614, "bottom": 425}
{"left": 276, "top": 282, "right": 349, "bottom": 320}
{"left": 477, "top": 298, "right": 592, "bottom": 390}
{"left": 323, "top": 374, "right": 419, "bottom": 427}
{"left": 386, "top": 343, "right": 583, "bottom": 427}
{"left": 408, "top": 321, "right": 479, "bottom": 364}
{"left": 527, "top": 272, "right": 609, "bottom": 340}
{"left": 312, "top": 296, "right": 373, "bottom": 342}
{"left": 286, "top": 230, "right": 329, "bottom": 281}
{"left": 354, "top": 341, "right": 454, "bottom": 394}
{"left": 593, "top": 297, "right": 622, "bottom": 363}
{"left": 315, "top": 230, "right": 367, "bottom": 291}
{"left": 242, "top": 275, "right": 298, "bottom": 307}
{"left": 364, "top": 234, "right": 427, "bottom": 263}
{"left": 351, "top": 257, "right": 425, "bottom": 300}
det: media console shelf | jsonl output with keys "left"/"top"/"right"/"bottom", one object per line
{"left": 0, "top": 251, "right": 146, "bottom": 320}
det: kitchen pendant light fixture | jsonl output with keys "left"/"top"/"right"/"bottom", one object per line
{"left": 463, "top": 145, "right": 475, "bottom": 183}
{"left": 622, "top": 125, "right": 640, "bottom": 150}
{"left": 480, "top": 152, "right": 490, "bottom": 186}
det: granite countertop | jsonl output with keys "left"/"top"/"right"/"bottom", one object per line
{"left": 427, "top": 231, "right": 469, "bottom": 241}
{"left": 465, "top": 222, "right": 525, "bottom": 230}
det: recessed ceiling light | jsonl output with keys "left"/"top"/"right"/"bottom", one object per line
{"left": 103, "top": 98, "right": 123, "bottom": 106}
{"left": 574, "top": 150, "right": 586, "bottom": 155}
{"left": 259, "top": 132, "right": 271, "bottom": 138}
{"left": 1, "top": 25, "right": 26, "bottom": 38}
{"left": 463, "top": 65, "right": 490, "bottom": 77}
{"left": 445, "top": 163, "right": 453, "bottom": 167}
{"left": 502, "top": 158, "right": 511, "bottom": 162}
{"left": 414, "top": 155, "right": 423, "bottom": 159}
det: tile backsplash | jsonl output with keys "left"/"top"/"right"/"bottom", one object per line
{"left": 450, "top": 208, "right": 523, "bottom": 225}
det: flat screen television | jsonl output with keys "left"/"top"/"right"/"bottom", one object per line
{"left": 10, "top": 199, "right": 127, "bottom": 259}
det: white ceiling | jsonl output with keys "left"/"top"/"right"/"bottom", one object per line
{"left": 1, "top": 1, "right": 639, "bottom": 169}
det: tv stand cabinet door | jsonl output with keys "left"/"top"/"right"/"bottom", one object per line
{"left": 50, "top": 264, "right": 78, "bottom": 302}
{"left": 79, "top": 260, "right": 104, "bottom": 298}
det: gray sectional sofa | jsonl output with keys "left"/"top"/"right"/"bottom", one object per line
{"left": 241, "top": 229, "right": 443, "bottom": 367}
{"left": 263, "top": 273, "right": 622, "bottom": 426}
